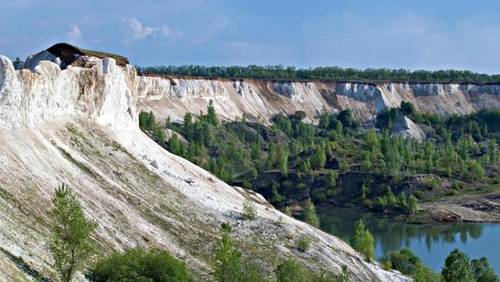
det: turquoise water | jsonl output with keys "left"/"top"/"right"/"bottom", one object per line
{"left": 317, "top": 207, "right": 500, "bottom": 273}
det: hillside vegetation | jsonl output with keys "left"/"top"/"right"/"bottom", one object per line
{"left": 137, "top": 65, "right": 500, "bottom": 84}
{"left": 140, "top": 102, "right": 500, "bottom": 221}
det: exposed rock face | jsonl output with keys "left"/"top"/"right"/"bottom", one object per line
{"left": 136, "top": 77, "right": 500, "bottom": 125}
{"left": 0, "top": 55, "right": 408, "bottom": 281}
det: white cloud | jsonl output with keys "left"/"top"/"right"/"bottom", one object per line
{"left": 67, "top": 25, "right": 81, "bottom": 43}
{"left": 126, "top": 18, "right": 180, "bottom": 41}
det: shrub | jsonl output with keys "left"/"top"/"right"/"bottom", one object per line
{"left": 242, "top": 199, "right": 257, "bottom": 220}
{"left": 296, "top": 235, "right": 311, "bottom": 252}
{"left": 303, "top": 198, "right": 320, "bottom": 228}
{"left": 89, "top": 248, "right": 193, "bottom": 282}
{"left": 471, "top": 257, "right": 499, "bottom": 282}
{"left": 213, "top": 224, "right": 263, "bottom": 282}
{"left": 414, "top": 263, "right": 441, "bottom": 282}
{"left": 350, "top": 219, "right": 375, "bottom": 261}
{"left": 381, "top": 248, "right": 421, "bottom": 275}
{"left": 276, "top": 259, "right": 307, "bottom": 282}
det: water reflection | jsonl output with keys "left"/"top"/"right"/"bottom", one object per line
{"left": 317, "top": 206, "right": 499, "bottom": 272}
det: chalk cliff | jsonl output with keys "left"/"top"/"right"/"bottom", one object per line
{"left": 0, "top": 55, "right": 407, "bottom": 281}
{"left": 136, "top": 76, "right": 500, "bottom": 126}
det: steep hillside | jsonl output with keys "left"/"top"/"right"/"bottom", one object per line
{"left": 136, "top": 76, "right": 500, "bottom": 124}
{"left": 0, "top": 55, "right": 407, "bottom": 281}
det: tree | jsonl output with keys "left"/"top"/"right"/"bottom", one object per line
{"left": 183, "top": 113, "right": 194, "bottom": 139}
{"left": 414, "top": 263, "right": 441, "bottom": 282}
{"left": 361, "top": 182, "right": 369, "bottom": 200}
{"left": 471, "top": 257, "right": 499, "bottom": 282}
{"left": 242, "top": 199, "right": 257, "bottom": 220}
{"left": 89, "top": 248, "right": 193, "bottom": 282}
{"left": 441, "top": 249, "right": 475, "bottom": 282}
{"left": 311, "top": 144, "right": 327, "bottom": 170}
{"left": 213, "top": 224, "right": 262, "bottom": 282}
{"left": 278, "top": 145, "right": 289, "bottom": 175}
{"left": 408, "top": 194, "right": 418, "bottom": 214}
{"left": 366, "top": 128, "right": 380, "bottom": 152}
{"left": 145, "top": 111, "right": 156, "bottom": 130}
{"left": 214, "top": 224, "right": 242, "bottom": 282}
{"left": 350, "top": 219, "right": 375, "bottom": 261}
{"left": 276, "top": 259, "right": 307, "bottom": 282}
{"left": 303, "top": 198, "right": 320, "bottom": 228}
{"left": 207, "top": 99, "right": 219, "bottom": 126}
{"left": 381, "top": 248, "right": 421, "bottom": 275}
{"left": 49, "top": 184, "right": 96, "bottom": 282}
{"left": 153, "top": 126, "right": 166, "bottom": 143}
{"left": 400, "top": 101, "right": 416, "bottom": 115}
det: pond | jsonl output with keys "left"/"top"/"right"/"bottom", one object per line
{"left": 317, "top": 206, "right": 500, "bottom": 273}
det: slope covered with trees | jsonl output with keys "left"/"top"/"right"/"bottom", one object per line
{"left": 140, "top": 102, "right": 500, "bottom": 222}
{"left": 137, "top": 65, "right": 500, "bottom": 84}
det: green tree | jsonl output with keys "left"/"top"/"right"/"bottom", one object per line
{"left": 361, "top": 182, "right": 369, "bottom": 200}
{"left": 138, "top": 111, "right": 149, "bottom": 129}
{"left": 381, "top": 248, "right": 421, "bottom": 275}
{"left": 153, "top": 126, "right": 166, "bottom": 143}
{"left": 303, "top": 198, "right": 320, "bottom": 228}
{"left": 213, "top": 224, "right": 242, "bottom": 282}
{"left": 311, "top": 144, "right": 327, "bottom": 170}
{"left": 276, "top": 259, "right": 307, "bottom": 282}
{"left": 414, "top": 263, "right": 441, "bottom": 282}
{"left": 89, "top": 248, "right": 193, "bottom": 282}
{"left": 242, "top": 199, "right": 257, "bottom": 220}
{"left": 408, "top": 194, "right": 418, "bottom": 214}
{"left": 366, "top": 128, "right": 380, "bottom": 152}
{"left": 471, "top": 257, "right": 499, "bottom": 282}
{"left": 183, "top": 113, "right": 194, "bottom": 139}
{"left": 145, "top": 111, "right": 156, "bottom": 130}
{"left": 213, "top": 224, "right": 262, "bottom": 282}
{"left": 49, "top": 184, "right": 96, "bottom": 282}
{"left": 441, "top": 249, "right": 475, "bottom": 282}
{"left": 278, "top": 145, "right": 289, "bottom": 175}
{"left": 207, "top": 99, "right": 219, "bottom": 126}
{"left": 350, "top": 219, "right": 375, "bottom": 261}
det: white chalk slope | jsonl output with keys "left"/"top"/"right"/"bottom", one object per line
{"left": 0, "top": 55, "right": 408, "bottom": 281}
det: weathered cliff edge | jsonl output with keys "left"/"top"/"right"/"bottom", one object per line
{"left": 136, "top": 76, "right": 500, "bottom": 124}
{"left": 0, "top": 55, "right": 407, "bottom": 281}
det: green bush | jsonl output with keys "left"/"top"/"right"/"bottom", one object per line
{"left": 89, "top": 248, "right": 193, "bottom": 282}
{"left": 350, "top": 219, "right": 375, "bottom": 261}
{"left": 441, "top": 249, "right": 475, "bottom": 282}
{"left": 213, "top": 224, "right": 263, "bottom": 282}
{"left": 242, "top": 199, "right": 257, "bottom": 220}
{"left": 276, "top": 259, "right": 307, "bottom": 282}
{"left": 295, "top": 236, "right": 311, "bottom": 252}
{"left": 381, "top": 248, "right": 421, "bottom": 275}
{"left": 303, "top": 198, "right": 320, "bottom": 228}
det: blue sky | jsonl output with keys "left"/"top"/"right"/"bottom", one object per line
{"left": 1, "top": 0, "right": 500, "bottom": 73}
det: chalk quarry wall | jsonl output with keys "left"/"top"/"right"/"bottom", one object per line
{"left": 136, "top": 76, "right": 500, "bottom": 124}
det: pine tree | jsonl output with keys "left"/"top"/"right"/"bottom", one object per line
{"left": 278, "top": 145, "right": 288, "bottom": 175}
{"left": 303, "top": 198, "right": 320, "bottom": 228}
{"left": 350, "top": 219, "right": 375, "bottom": 261}
{"left": 146, "top": 111, "right": 156, "bottom": 130}
{"left": 49, "top": 184, "right": 96, "bottom": 282}
{"left": 441, "top": 249, "right": 474, "bottom": 282}
{"left": 207, "top": 99, "right": 219, "bottom": 126}
{"left": 311, "top": 144, "right": 327, "bottom": 170}
{"left": 183, "top": 112, "right": 193, "bottom": 140}
{"left": 408, "top": 194, "right": 418, "bottom": 214}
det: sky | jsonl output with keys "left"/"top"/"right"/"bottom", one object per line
{"left": 1, "top": 0, "right": 500, "bottom": 73}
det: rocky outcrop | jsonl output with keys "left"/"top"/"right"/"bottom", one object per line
{"left": 136, "top": 77, "right": 500, "bottom": 126}
{"left": 0, "top": 55, "right": 408, "bottom": 281}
